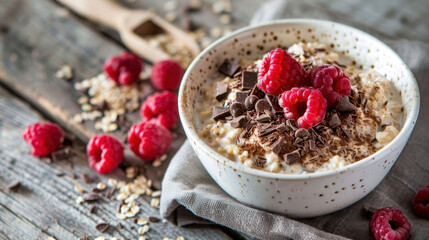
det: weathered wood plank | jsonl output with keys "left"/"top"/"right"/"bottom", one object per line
{"left": 0, "top": 86, "right": 231, "bottom": 239}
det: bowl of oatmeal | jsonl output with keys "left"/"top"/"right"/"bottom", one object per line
{"left": 178, "top": 19, "right": 420, "bottom": 217}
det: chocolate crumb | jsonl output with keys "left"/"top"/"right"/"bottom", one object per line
{"left": 212, "top": 106, "right": 231, "bottom": 121}
{"left": 254, "top": 157, "right": 267, "bottom": 168}
{"left": 336, "top": 96, "right": 356, "bottom": 112}
{"left": 56, "top": 172, "right": 65, "bottom": 177}
{"left": 283, "top": 150, "right": 301, "bottom": 164}
{"left": 81, "top": 173, "right": 95, "bottom": 184}
{"left": 95, "top": 222, "right": 109, "bottom": 233}
{"left": 149, "top": 216, "right": 161, "bottom": 223}
{"left": 89, "top": 205, "right": 96, "bottom": 214}
{"left": 218, "top": 59, "right": 240, "bottom": 77}
{"left": 83, "top": 193, "right": 101, "bottom": 202}
{"left": 6, "top": 181, "right": 20, "bottom": 193}
{"left": 255, "top": 99, "right": 270, "bottom": 114}
{"left": 215, "top": 82, "right": 229, "bottom": 101}
{"left": 230, "top": 116, "right": 246, "bottom": 128}
{"left": 106, "top": 188, "right": 116, "bottom": 199}
{"left": 241, "top": 70, "right": 258, "bottom": 90}
{"left": 329, "top": 113, "right": 341, "bottom": 128}
{"left": 245, "top": 95, "right": 259, "bottom": 110}
{"left": 230, "top": 102, "right": 246, "bottom": 117}
{"left": 117, "top": 221, "right": 123, "bottom": 229}
{"left": 270, "top": 137, "right": 285, "bottom": 155}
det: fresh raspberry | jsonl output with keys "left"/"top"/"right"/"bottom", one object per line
{"left": 87, "top": 135, "right": 124, "bottom": 174}
{"left": 309, "top": 65, "right": 351, "bottom": 107}
{"left": 140, "top": 91, "right": 179, "bottom": 129}
{"left": 279, "top": 87, "right": 327, "bottom": 129}
{"left": 151, "top": 60, "right": 184, "bottom": 90}
{"left": 104, "top": 52, "right": 143, "bottom": 85}
{"left": 22, "top": 122, "right": 64, "bottom": 156}
{"left": 128, "top": 122, "right": 172, "bottom": 161}
{"left": 413, "top": 185, "right": 429, "bottom": 219}
{"left": 257, "top": 48, "right": 307, "bottom": 95}
{"left": 370, "top": 207, "right": 411, "bottom": 240}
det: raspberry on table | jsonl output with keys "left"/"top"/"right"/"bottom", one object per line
{"left": 87, "top": 135, "right": 124, "bottom": 174}
{"left": 22, "top": 122, "right": 64, "bottom": 156}
{"left": 140, "top": 91, "right": 179, "bottom": 129}
{"left": 257, "top": 48, "right": 308, "bottom": 95}
{"left": 369, "top": 207, "right": 411, "bottom": 240}
{"left": 309, "top": 64, "right": 351, "bottom": 107}
{"left": 413, "top": 185, "right": 429, "bottom": 219}
{"left": 103, "top": 52, "right": 143, "bottom": 85}
{"left": 151, "top": 59, "right": 184, "bottom": 91}
{"left": 279, "top": 87, "right": 327, "bottom": 129}
{"left": 127, "top": 122, "right": 172, "bottom": 161}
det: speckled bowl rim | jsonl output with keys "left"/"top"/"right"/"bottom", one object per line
{"left": 179, "top": 18, "right": 420, "bottom": 180}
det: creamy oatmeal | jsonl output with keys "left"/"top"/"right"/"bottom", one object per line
{"left": 196, "top": 42, "right": 403, "bottom": 174}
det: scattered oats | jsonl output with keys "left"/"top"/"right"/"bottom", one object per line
{"left": 116, "top": 212, "right": 126, "bottom": 220}
{"left": 160, "top": 154, "right": 168, "bottom": 162}
{"left": 163, "top": 0, "right": 177, "bottom": 11}
{"left": 163, "top": 238, "right": 169, "bottom": 240}
{"left": 145, "top": 34, "right": 194, "bottom": 68}
{"left": 116, "top": 181, "right": 126, "bottom": 189}
{"left": 177, "top": 236, "right": 185, "bottom": 240}
{"left": 81, "top": 103, "right": 92, "bottom": 111}
{"left": 55, "top": 65, "right": 73, "bottom": 80}
{"left": 76, "top": 196, "right": 84, "bottom": 205}
{"left": 77, "top": 96, "right": 89, "bottom": 104}
{"left": 212, "top": 2, "right": 224, "bottom": 14}
{"left": 138, "top": 225, "right": 150, "bottom": 235}
{"left": 138, "top": 236, "right": 146, "bottom": 240}
{"left": 200, "top": 37, "right": 212, "bottom": 49}
{"left": 151, "top": 190, "right": 161, "bottom": 198}
{"left": 120, "top": 204, "right": 130, "bottom": 214}
{"left": 131, "top": 205, "right": 140, "bottom": 214}
{"left": 152, "top": 159, "right": 162, "bottom": 167}
{"left": 111, "top": 238, "right": 118, "bottom": 240}
{"left": 74, "top": 184, "right": 85, "bottom": 193}
{"left": 126, "top": 167, "right": 137, "bottom": 178}
{"left": 210, "top": 27, "right": 223, "bottom": 38}
{"left": 125, "top": 210, "right": 136, "bottom": 218}
{"left": 73, "top": 114, "right": 83, "bottom": 123}
{"left": 97, "top": 182, "right": 107, "bottom": 190}
{"left": 45, "top": 237, "right": 56, "bottom": 240}
{"left": 117, "top": 193, "right": 127, "bottom": 201}
{"left": 137, "top": 218, "right": 148, "bottom": 225}
{"left": 146, "top": 188, "right": 153, "bottom": 196}
{"left": 165, "top": 12, "right": 177, "bottom": 22}
{"left": 94, "top": 237, "right": 105, "bottom": 240}
{"left": 151, "top": 198, "right": 160, "bottom": 208}
{"left": 219, "top": 14, "right": 231, "bottom": 24}
{"left": 107, "top": 178, "right": 117, "bottom": 187}
{"left": 189, "top": 0, "right": 201, "bottom": 9}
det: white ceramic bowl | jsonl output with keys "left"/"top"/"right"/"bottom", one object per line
{"left": 178, "top": 19, "right": 420, "bottom": 218}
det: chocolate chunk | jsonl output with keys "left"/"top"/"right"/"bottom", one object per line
{"left": 270, "top": 137, "right": 285, "bottom": 155}
{"left": 283, "top": 150, "right": 301, "bottom": 164}
{"left": 81, "top": 173, "right": 95, "bottom": 184}
{"left": 218, "top": 59, "right": 240, "bottom": 77}
{"left": 341, "top": 126, "right": 353, "bottom": 139}
{"left": 245, "top": 95, "right": 259, "bottom": 110}
{"left": 336, "top": 96, "right": 357, "bottom": 112}
{"left": 235, "top": 91, "right": 248, "bottom": 104}
{"left": 250, "top": 85, "right": 265, "bottom": 99}
{"left": 149, "top": 216, "right": 161, "bottom": 223}
{"left": 329, "top": 113, "right": 341, "bottom": 128}
{"left": 286, "top": 119, "right": 298, "bottom": 130}
{"left": 83, "top": 193, "right": 101, "bottom": 202}
{"left": 6, "top": 181, "right": 20, "bottom": 193}
{"left": 89, "top": 205, "right": 96, "bottom": 214}
{"left": 230, "top": 116, "right": 246, "bottom": 128}
{"left": 255, "top": 114, "right": 270, "bottom": 123}
{"left": 212, "top": 106, "right": 231, "bottom": 121}
{"left": 254, "top": 157, "right": 267, "bottom": 168}
{"left": 309, "top": 140, "right": 316, "bottom": 151}
{"left": 276, "top": 123, "right": 288, "bottom": 132}
{"left": 259, "top": 127, "right": 276, "bottom": 137}
{"left": 255, "top": 99, "right": 270, "bottom": 114}
{"left": 95, "top": 222, "right": 109, "bottom": 233}
{"left": 230, "top": 102, "right": 246, "bottom": 117}
{"left": 265, "top": 94, "right": 283, "bottom": 114}
{"left": 295, "top": 128, "right": 310, "bottom": 138}
{"left": 241, "top": 71, "right": 258, "bottom": 90}
{"left": 215, "top": 82, "right": 229, "bottom": 101}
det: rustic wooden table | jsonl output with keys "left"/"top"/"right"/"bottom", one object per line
{"left": 0, "top": 0, "right": 428, "bottom": 239}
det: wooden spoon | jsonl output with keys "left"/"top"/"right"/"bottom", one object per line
{"left": 57, "top": 0, "right": 200, "bottom": 63}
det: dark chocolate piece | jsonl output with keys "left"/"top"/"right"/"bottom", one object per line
{"left": 259, "top": 127, "right": 276, "bottom": 137}
{"left": 265, "top": 94, "right": 283, "bottom": 114}
{"left": 230, "top": 116, "right": 246, "bottom": 128}
{"left": 235, "top": 91, "right": 248, "bottom": 104}
{"left": 283, "top": 150, "right": 301, "bottom": 164}
{"left": 250, "top": 85, "right": 265, "bottom": 99}
{"left": 149, "top": 216, "right": 161, "bottom": 223}
{"left": 212, "top": 106, "right": 231, "bottom": 121}
{"left": 6, "top": 181, "right": 20, "bottom": 193}
{"left": 230, "top": 102, "right": 246, "bottom": 117}
{"left": 276, "top": 123, "right": 288, "bottom": 132}
{"left": 95, "top": 222, "right": 109, "bottom": 233}
{"left": 329, "top": 113, "right": 341, "bottom": 128}
{"left": 241, "top": 71, "right": 258, "bottom": 90}
{"left": 255, "top": 99, "right": 270, "bottom": 114}
{"left": 270, "top": 137, "right": 285, "bottom": 155}
{"left": 255, "top": 114, "right": 271, "bottom": 123}
{"left": 245, "top": 95, "right": 259, "bottom": 110}
{"left": 336, "top": 96, "right": 357, "bottom": 112}
{"left": 309, "top": 140, "right": 316, "bottom": 151}
{"left": 286, "top": 119, "right": 298, "bottom": 130}
{"left": 215, "top": 82, "right": 229, "bottom": 101}
{"left": 341, "top": 126, "right": 353, "bottom": 139}
{"left": 254, "top": 157, "right": 267, "bottom": 168}
{"left": 295, "top": 128, "right": 310, "bottom": 138}
{"left": 83, "top": 193, "right": 101, "bottom": 202}
{"left": 218, "top": 59, "right": 240, "bottom": 77}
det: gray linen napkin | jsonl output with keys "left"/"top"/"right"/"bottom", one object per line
{"left": 160, "top": 1, "right": 429, "bottom": 239}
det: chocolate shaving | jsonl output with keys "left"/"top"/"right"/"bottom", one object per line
{"left": 336, "top": 96, "right": 357, "bottom": 112}
{"left": 259, "top": 127, "right": 276, "bottom": 137}
{"left": 83, "top": 193, "right": 101, "bottom": 202}
{"left": 276, "top": 123, "right": 288, "bottom": 132}
{"left": 270, "top": 137, "right": 285, "bottom": 155}
{"left": 255, "top": 114, "right": 270, "bottom": 123}
{"left": 250, "top": 85, "right": 265, "bottom": 99}
{"left": 230, "top": 116, "right": 246, "bottom": 128}
{"left": 218, "top": 59, "right": 240, "bottom": 77}
{"left": 95, "top": 222, "right": 109, "bottom": 233}
{"left": 215, "top": 82, "right": 229, "bottom": 101}
{"left": 241, "top": 70, "right": 258, "bottom": 90}
{"left": 286, "top": 119, "right": 298, "bottom": 130}
{"left": 283, "top": 150, "right": 301, "bottom": 164}
{"left": 212, "top": 106, "right": 231, "bottom": 121}
{"left": 329, "top": 113, "right": 341, "bottom": 128}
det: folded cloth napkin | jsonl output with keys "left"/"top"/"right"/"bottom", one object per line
{"left": 160, "top": 1, "right": 429, "bottom": 239}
